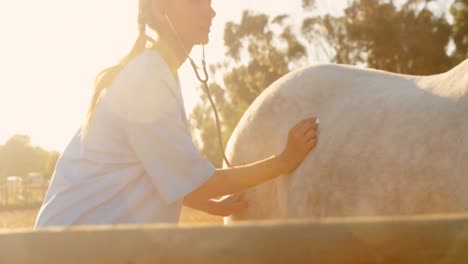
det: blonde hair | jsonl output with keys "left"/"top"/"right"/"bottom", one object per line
{"left": 81, "top": 0, "right": 157, "bottom": 136}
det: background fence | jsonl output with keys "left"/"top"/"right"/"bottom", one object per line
{"left": 0, "top": 183, "right": 48, "bottom": 209}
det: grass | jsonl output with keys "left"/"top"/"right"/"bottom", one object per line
{"left": 0, "top": 207, "right": 222, "bottom": 231}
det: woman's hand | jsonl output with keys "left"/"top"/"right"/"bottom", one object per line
{"left": 279, "top": 117, "right": 319, "bottom": 174}
{"left": 207, "top": 193, "right": 249, "bottom": 217}
{"left": 183, "top": 193, "right": 249, "bottom": 217}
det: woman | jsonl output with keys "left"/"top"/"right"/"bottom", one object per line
{"left": 34, "top": 0, "right": 318, "bottom": 228}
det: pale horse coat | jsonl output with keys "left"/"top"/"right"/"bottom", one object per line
{"left": 225, "top": 59, "right": 468, "bottom": 222}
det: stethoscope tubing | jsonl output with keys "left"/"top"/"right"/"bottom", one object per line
{"left": 189, "top": 52, "right": 233, "bottom": 168}
{"left": 164, "top": 12, "right": 232, "bottom": 168}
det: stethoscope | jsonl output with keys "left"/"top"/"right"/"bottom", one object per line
{"left": 188, "top": 49, "right": 233, "bottom": 168}
{"left": 164, "top": 14, "right": 233, "bottom": 168}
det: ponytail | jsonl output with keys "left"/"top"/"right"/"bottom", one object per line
{"left": 81, "top": 0, "right": 155, "bottom": 137}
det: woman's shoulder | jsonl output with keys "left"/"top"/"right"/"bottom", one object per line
{"left": 115, "top": 49, "right": 169, "bottom": 87}
{"left": 101, "top": 49, "right": 179, "bottom": 124}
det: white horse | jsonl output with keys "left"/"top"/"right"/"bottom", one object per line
{"left": 225, "top": 59, "right": 468, "bottom": 222}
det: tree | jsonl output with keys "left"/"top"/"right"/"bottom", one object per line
{"left": 44, "top": 151, "right": 60, "bottom": 179}
{"left": 0, "top": 135, "right": 59, "bottom": 180}
{"left": 303, "top": 0, "right": 455, "bottom": 74}
{"left": 451, "top": 0, "right": 468, "bottom": 61}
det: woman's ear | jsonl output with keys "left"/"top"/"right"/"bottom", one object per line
{"left": 150, "top": 0, "right": 169, "bottom": 19}
{"left": 146, "top": 0, "right": 168, "bottom": 31}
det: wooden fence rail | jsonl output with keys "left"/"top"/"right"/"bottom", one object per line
{"left": 1, "top": 213, "right": 468, "bottom": 263}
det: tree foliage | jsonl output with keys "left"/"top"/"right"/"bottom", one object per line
{"left": 451, "top": 0, "right": 468, "bottom": 61}
{"left": 303, "top": 0, "right": 455, "bottom": 74}
{"left": 0, "top": 135, "right": 59, "bottom": 181}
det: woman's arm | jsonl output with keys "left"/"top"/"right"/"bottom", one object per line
{"left": 184, "top": 117, "right": 318, "bottom": 203}
{"left": 183, "top": 193, "right": 248, "bottom": 217}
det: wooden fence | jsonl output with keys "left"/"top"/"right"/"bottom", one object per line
{"left": 0, "top": 183, "right": 48, "bottom": 209}
{"left": 1, "top": 213, "right": 468, "bottom": 263}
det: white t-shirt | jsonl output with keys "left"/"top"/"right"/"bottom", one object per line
{"left": 34, "top": 49, "right": 216, "bottom": 228}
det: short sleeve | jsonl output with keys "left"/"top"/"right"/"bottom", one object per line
{"left": 102, "top": 51, "right": 216, "bottom": 204}
{"left": 126, "top": 107, "right": 216, "bottom": 204}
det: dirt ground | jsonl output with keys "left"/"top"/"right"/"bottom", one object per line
{"left": 0, "top": 208, "right": 39, "bottom": 230}
{"left": 0, "top": 207, "right": 223, "bottom": 231}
